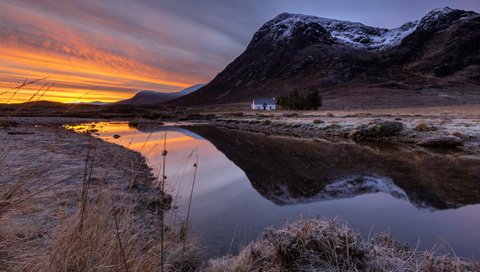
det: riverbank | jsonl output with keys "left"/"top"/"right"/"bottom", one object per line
{"left": 201, "top": 105, "right": 480, "bottom": 156}
{"left": 0, "top": 117, "right": 199, "bottom": 271}
{"left": 119, "top": 104, "right": 480, "bottom": 155}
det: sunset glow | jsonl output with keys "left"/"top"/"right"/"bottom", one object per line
{"left": 2, "top": 0, "right": 479, "bottom": 103}
{"left": 0, "top": 0, "right": 226, "bottom": 103}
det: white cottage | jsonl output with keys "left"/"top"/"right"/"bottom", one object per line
{"left": 251, "top": 98, "right": 276, "bottom": 110}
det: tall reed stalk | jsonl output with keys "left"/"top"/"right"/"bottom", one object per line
{"left": 160, "top": 131, "right": 167, "bottom": 272}
{"left": 183, "top": 149, "right": 199, "bottom": 259}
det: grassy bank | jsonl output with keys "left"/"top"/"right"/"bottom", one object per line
{"left": 208, "top": 218, "right": 480, "bottom": 272}
{"left": 0, "top": 120, "right": 200, "bottom": 271}
{"left": 206, "top": 106, "right": 480, "bottom": 155}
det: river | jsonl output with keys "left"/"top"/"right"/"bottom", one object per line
{"left": 69, "top": 121, "right": 480, "bottom": 260}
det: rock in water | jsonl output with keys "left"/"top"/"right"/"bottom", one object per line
{"left": 416, "top": 135, "right": 463, "bottom": 147}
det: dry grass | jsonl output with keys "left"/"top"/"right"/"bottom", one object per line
{"left": 37, "top": 190, "right": 200, "bottom": 272}
{"left": 207, "top": 218, "right": 480, "bottom": 272}
{"left": 1, "top": 186, "right": 200, "bottom": 272}
{"left": 414, "top": 121, "right": 437, "bottom": 132}
{"left": 0, "top": 120, "right": 201, "bottom": 272}
{"left": 415, "top": 122, "right": 429, "bottom": 131}
{"left": 1, "top": 79, "right": 201, "bottom": 271}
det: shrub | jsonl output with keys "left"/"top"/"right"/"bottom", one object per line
{"left": 415, "top": 122, "right": 428, "bottom": 131}
{"left": 277, "top": 90, "right": 322, "bottom": 110}
{"left": 414, "top": 122, "right": 436, "bottom": 132}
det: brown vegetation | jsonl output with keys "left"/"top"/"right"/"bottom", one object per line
{"left": 208, "top": 219, "right": 480, "bottom": 272}
{"left": 0, "top": 121, "right": 200, "bottom": 271}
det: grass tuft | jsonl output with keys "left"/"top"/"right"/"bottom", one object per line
{"left": 207, "top": 218, "right": 480, "bottom": 272}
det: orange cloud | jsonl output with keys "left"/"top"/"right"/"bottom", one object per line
{"left": 0, "top": 1, "right": 212, "bottom": 103}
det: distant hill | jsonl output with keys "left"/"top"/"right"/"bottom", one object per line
{"left": 175, "top": 8, "right": 480, "bottom": 108}
{"left": 116, "top": 83, "right": 206, "bottom": 105}
{"left": 82, "top": 101, "right": 109, "bottom": 106}
{"left": 69, "top": 101, "right": 109, "bottom": 106}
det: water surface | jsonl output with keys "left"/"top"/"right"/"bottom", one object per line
{"left": 70, "top": 122, "right": 480, "bottom": 259}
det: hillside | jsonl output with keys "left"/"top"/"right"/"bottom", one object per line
{"left": 117, "top": 83, "right": 205, "bottom": 105}
{"left": 174, "top": 8, "right": 480, "bottom": 108}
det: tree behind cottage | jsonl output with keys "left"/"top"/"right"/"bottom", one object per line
{"left": 277, "top": 90, "right": 322, "bottom": 110}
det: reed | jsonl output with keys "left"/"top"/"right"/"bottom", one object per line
{"left": 182, "top": 149, "right": 199, "bottom": 260}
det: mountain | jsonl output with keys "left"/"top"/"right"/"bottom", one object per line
{"left": 175, "top": 8, "right": 480, "bottom": 108}
{"left": 117, "top": 83, "right": 206, "bottom": 105}
{"left": 75, "top": 101, "right": 109, "bottom": 106}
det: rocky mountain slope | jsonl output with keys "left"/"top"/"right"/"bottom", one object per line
{"left": 117, "top": 83, "right": 205, "bottom": 105}
{"left": 175, "top": 8, "right": 480, "bottom": 108}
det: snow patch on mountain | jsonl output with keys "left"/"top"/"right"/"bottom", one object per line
{"left": 417, "top": 7, "right": 476, "bottom": 31}
{"left": 264, "top": 13, "right": 417, "bottom": 50}
{"left": 262, "top": 7, "right": 476, "bottom": 50}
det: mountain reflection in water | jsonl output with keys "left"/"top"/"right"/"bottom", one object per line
{"left": 69, "top": 122, "right": 480, "bottom": 259}
{"left": 188, "top": 126, "right": 480, "bottom": 210}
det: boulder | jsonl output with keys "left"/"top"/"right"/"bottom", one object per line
{"left": 416, "top": 135, "right": 463, "bottom": 147}
{"left": 350, "top": 121, "right": 404, "bottom": 140}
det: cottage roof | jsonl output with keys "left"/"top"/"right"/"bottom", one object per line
{"left": 252, "top": 98, "right": 276, "bottom": 105}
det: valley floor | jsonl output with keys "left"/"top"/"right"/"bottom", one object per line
{"left": 1, "top": 114, "right": 480, "bottom": 271}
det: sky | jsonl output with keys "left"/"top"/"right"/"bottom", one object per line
{"left": 1, "top": 0, "right": 479, "bottom": 103}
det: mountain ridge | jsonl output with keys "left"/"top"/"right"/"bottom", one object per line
{"left": 173, "top": 7, "right": 480, "bottom": 108}
{"left": 117, "top": 83, "right": 206, "bottom": 105}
